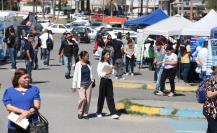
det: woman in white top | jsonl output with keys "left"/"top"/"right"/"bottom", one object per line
{"left": 157, "top": 46, "right": 178, "bottom": 97}
{"left": 124, "top": 39, "right": 136, "bottom": 76}
{"left": 96, "top": 49, "right": 120, "bottom": 119}
{"left": 72, "top": 51, "right": 94, "bottom": 119}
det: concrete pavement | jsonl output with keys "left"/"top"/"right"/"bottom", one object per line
{"left": 0, "top": 34, "right": 206, "bottom": 133}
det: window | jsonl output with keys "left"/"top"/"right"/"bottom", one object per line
{"left": 86, "top": 28, "right": 91, "bottom": 33}
{"left": 59, "top": 25, "right": 66, "bottom": 29}
{"left": 51, "top": 25, "right": 58, "bottom": 28}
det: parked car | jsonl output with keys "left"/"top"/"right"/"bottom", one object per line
{"left": 72, "top": 26, "right": 90, "bottom": 43}
{"left": 86, "top": 27, "right": 97, "bottom": 40}
{"left": 90, "top": 21, "right": 102, "bottom": 28}
{"left": 73, "top": 19, "right": 90, "bottom": 26}
{"left": 65, "top": 22, "right": 86, "bottom": 29}
{"left": 37, "top": 20, "right": 52, "bottom": 29}
{"left": 47, "top": 24, "right": 71, "bottom": 34}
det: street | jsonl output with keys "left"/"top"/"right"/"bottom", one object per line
{"left": 0, "top": 34, "right": 207, "bottom": 133}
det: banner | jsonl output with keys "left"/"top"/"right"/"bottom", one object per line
{"left": 136, "top": 29, "right": 148, "bottom": 64}
{"left": 0, "top": 35, "right": 4, "bottom": 60}
{"left": 207, "top": 39, "right": 217, "bottom": 75}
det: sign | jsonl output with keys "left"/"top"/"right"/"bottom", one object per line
{"left": 0, "top": 35, "right": 4, "bottom": 60}
{"left": 207, "top": 39, "right": 217, "bottom": 75}
{"left": 136, "top": 29, "right": 148, "bottom": 64}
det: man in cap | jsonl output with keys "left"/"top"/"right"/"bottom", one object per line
{"left": 24, "top": 34, "right": 34, "bottom": 82}
{"left": 59, "top": 32, "right": 76, "bottom": 79}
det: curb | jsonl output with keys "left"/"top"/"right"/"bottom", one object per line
{"left": 113, "top": 82, "right": 197, "bottom": 92}
{"left": 116, "top": 100, "right": 204, "bottom": 119}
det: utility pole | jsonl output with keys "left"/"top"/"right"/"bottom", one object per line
{"left": 110, "top": 0, "right": 113, "bottom": 17}
{"left": 190, "top": 0, "right": 193, "bottom": 20}
{"left": 103, "top": 0, "right": 105, "bottom": 20}
{"left": 33, "top": 0, "right": 36, "bottom": 13}
{"left": 140, "top": 0, "right": 143, "bottom": 16}
{"left": 145, "top": 0, "right": 149, "bottom": 15}
{"left": 1, "top": 0, "right": 3, "bottom": 11}
{"left": 42, "top": 0, "right": 45, "bottom": 19}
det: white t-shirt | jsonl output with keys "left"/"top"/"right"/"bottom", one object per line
{"left": 163, "top": 53, "right": 178, "bottom": 69}
{"left": 196, "top": 48, "right": 208, "bottom": 71}
{"left": 39, "top": 33, "right": 53, "bottom": 49}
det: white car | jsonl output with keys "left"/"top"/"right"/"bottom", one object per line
{"left": 73, "top": 19, "right": 90, "bottom": 26}
{"left": 86, "top": 27, "right": 97, "bottom": 40}
{"left": 47, "top": 24, "right": 71, "bottom": 34}
{"left": 106, "top": 30, "right": 137, "bottom": 44}
{"left": 37, "top": 20, "right": 52, "bottom": 29}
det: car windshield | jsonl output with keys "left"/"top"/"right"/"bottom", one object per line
{"left": 73, "top": 27, "right": 86, "bottom": 33}
{"left": 72, "top": 22, "right": 85, "bottom": 26}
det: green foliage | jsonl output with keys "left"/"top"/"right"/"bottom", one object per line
{"left": 207, "top": 0, "right": 217, "bottom": 10}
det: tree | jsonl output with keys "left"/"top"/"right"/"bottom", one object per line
{"left": 207, "top": 0, "right": 217, "bottom": 10}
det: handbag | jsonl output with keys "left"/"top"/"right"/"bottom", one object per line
{"left": 29, "top": 109, "right": 49, "bottom": 133}
{"left": 92, "top": 79, "right": 96, "bottom": 88}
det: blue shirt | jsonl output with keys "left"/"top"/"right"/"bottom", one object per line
{"left": 81, "top": 65, "right": 91, "bottom": 84}
{"left": 2, "top": 85, "right": 41, "bottom": 129}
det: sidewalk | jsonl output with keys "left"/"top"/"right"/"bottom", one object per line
{"left": 113, "top": 81, "right": 197, "bottom": 92}
{"left": 116, "top": 99, "right": 204, "bottom": 119}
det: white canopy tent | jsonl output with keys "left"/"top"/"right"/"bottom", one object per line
{"left": 181, "top": 9, "right": 217, "bottom": 36}
{"left": 142, "top": 14, "right": 193, "bottom": 36}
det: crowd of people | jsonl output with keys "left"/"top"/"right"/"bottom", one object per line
{"left": 1, "top": 22, "right": 217, "bottom": 132}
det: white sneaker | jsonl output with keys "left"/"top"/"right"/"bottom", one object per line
{"left": 10, "top": 69, "right": 16, "bottom": 72}
{"left": 115, "top": 77, "right": 118, "bottom": 80}
{"left": 111, "top": 114, "right": 120, "bottom": 119}
{"left": 156, "top": 91, "right": 164, "bottom": 96}
{"left": 97, "top": 114, "right": 102, "bottom": 118}
{"left": 125, "top": 73, "right": 129, "bottom": 76}
{"left": 122, "top": 77, "right": 125, "bottom": 80}
{"left": 168, "top": 92, "right": 174, "bottom": 97}
{"left": 131, "top": 73, "right": 134, "bottom": 76}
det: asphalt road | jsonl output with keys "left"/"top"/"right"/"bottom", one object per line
{"left": 0, "top": 34, "right": 206, "bottom": 133}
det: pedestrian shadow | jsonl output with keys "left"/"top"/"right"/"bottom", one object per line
{"left": 31, "top": 81, "right": 49, "bottom": 84}
{"left": 117, "top": 109, "right": 127, "bottom": 114}
{"left": 37, "top": 68, "right": 51, "bottom": 70}
{"left": 0, "top": 67, "right": 8, "bottom": 70}
{"left": 134, "top": 72, "right": 142, "bottom": 76}
{"left": 49, "top": 64, "right": 61, "bottom": 67}
{"left": 88, "top": 113, "right": 109, "bottom": 119}
{"left": 174, "top": 93, "right": 186, "bottom": 97}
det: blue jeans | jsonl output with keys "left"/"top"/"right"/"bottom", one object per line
{"left": 33, "top": 49, "right": 38, "bottom": 67}
{"left": 181, "top": 63, "right": 191, "bottom": 83}
{"left": 155, "top": 66, "right": 164, "bottom": 91}
{"left": 8, "top": 48, "right": 16, "bottom": 69}
{"left": 64, "top": 56, "right": 72, "bottom": 76}
{"left": 41, "top": 48, "right": 50, "bottom": 65}
{"left": 200, "top": 71, "right": 207, "bottom": 81}
{"left": 25, "top": 60, "right": 32, "bottom": 79}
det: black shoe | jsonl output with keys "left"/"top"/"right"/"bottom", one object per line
{"left": 34, "top": 65, "right": 38, "bottom": 70}
{"left": 83, "top": 114, "right": 89, "bottom": 119}
{"left": 153, "top": 90, "right": 159, "bottom": 95}
{"left": 65, "top": 75, "right": 71, "bottom": 79}
{"left": 78, "top": 114, "right": 83, "bottom": 119}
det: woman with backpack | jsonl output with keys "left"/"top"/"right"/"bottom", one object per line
{"left": 203, "top": 65, "right": 217, "bottom": 133}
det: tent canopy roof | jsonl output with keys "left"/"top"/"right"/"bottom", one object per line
{"left": 143, "top": 15, "right": 193, "bottom": 36}
{"left": 124, "top": 8, "right": 168, "bottom": 26}
{"left": 181, "top": 9, "right": 217, "bottom": 36}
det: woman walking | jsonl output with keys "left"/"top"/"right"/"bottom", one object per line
{"left": 72, "top": 51, "right": 94, "bottom": 119}
{"left": 203, "top": 65, "right": 217, "bottom": 133}
{"left": 2, "top": 68, "right": 41, "bottom": 133}
{"left": 124, "top": 39, "right": 136, "bottom": 76}
{"left": 96, "top": 49, "right": 120, "bottom": 119}
{"left": 157, "top": 46, "right": 178, "bottom": 97}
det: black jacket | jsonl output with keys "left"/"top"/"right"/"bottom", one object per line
{"left": 59, "top": 39, "right": 76, "bottom": 57}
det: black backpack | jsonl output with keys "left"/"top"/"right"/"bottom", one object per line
{"left": 46, "top": 33, "right": 53, "bottom": 50}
